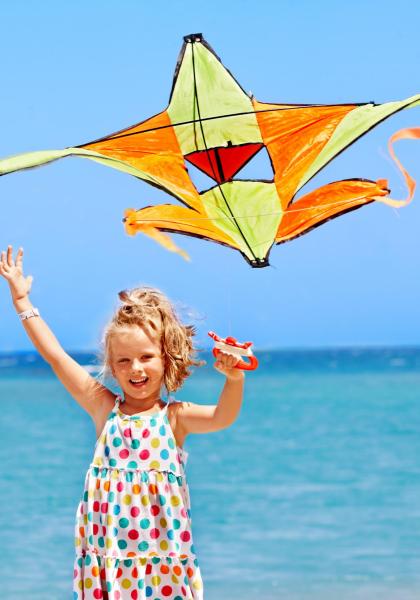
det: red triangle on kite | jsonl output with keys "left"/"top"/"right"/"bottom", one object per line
{"left": 185, "top": 143, "right": 264, "bottom": 183}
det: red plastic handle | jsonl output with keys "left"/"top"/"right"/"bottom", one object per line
{"left": 212, "top": 348, "right": 259, "bottom": 371}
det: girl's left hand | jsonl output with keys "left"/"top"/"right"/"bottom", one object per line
{"left": 214, "top": 351, "right": 244, "bottom": 380}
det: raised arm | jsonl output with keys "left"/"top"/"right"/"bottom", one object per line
{"left": 0, "top": 245, "right": 112, "bottom": 419}
{"left": 175, "top": 352, "right": 245, "bottom": 438}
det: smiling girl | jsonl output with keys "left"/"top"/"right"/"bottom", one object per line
{"left": 0, "top": 245, "right": 244, "bottom": 600}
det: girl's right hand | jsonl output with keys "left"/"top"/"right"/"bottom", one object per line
{"left": 0, "top": 245, "right": 33, "bottom": 303}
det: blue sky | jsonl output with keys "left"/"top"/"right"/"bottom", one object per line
{"left": 0, "top": 0, "right": 419, "bottom": 351}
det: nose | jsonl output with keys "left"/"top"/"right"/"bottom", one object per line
{"left": 131, "top": 358, "right": 143, "bottom": 372}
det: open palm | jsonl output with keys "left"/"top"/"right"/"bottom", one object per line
{"left": 0, "top": 245, "right": 33, "bottom": 301}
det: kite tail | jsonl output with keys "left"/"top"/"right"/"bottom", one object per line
{"left": 124, "top": 209, "right": 190, "bottom": 262}
{"left": 376, "top": 127, "right": 420, "bottom": 207}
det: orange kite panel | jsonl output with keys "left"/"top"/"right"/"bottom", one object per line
{"left": 276, "top": 178, "right": 390, "bottom": 242}
{"left": 82, "top": 110, "right": 201, "bottom": 211}
{"left": 253, "top": 100, "right": 357, "bottom": 209}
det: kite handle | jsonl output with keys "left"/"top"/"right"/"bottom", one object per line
{"left": 208, "top": 331, "right": 259, "bottom": 371}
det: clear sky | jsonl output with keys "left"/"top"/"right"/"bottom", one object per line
{"left": 0, "top": 0, "right": 419, "bottom": 352}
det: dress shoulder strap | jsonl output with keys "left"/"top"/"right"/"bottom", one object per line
{"left": 114, "top": 394, "right": 122, "bottom": 408}
{"left": 159, "top": 395, "right": 175, "bottom": 415}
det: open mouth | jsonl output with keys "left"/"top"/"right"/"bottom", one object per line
{"left": 129, "top": 377, "right": 148, "bottom": 388}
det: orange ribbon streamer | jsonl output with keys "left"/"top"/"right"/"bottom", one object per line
{"left": 377, "top": 127, "right": 420, "bottom": 207}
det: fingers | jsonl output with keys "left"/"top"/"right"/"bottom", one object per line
{"left": 7, "top": 245, "right": 13, "bottom": 267}
{"left": 0, "top": 245, "right": 22, "bottom": 276}
{"left": 214, "top": 351, "right": 239, "bottom": 371}
{"left": 15, "top": 247, "right": 24, "bottom": 269}
{"left": 0, "top": 250, "right": 9, "bottom": 273}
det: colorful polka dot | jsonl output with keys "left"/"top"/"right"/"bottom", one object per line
{"left": 128, "top": 529, "right": 139, "bottom": 540}
{"left": 138, "top": 540, "right": 149, "bottom": 551}
{"left": 73, "top": 398, "right": 201, "bottom": 597}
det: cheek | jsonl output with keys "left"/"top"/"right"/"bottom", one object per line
{"left": 112, "top": 364, "right": 125, "bottom": 378}
{"left": 151, "top": 360, "right": 165, "bottom": 378}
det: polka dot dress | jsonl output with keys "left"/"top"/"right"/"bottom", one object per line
{"left": 73, "top": 395, "right": 203, "bottom": 599}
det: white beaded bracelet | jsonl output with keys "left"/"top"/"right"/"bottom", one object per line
{"left": 18, "top": 307, "right": 40, "bottom": 321}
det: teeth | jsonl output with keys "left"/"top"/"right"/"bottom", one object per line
{"left": 130, "top": 378, "right": 147, "bottom": 384}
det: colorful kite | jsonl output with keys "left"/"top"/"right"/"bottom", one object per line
{"left": 1, "top": 33, "right": 419, "bottom": 266}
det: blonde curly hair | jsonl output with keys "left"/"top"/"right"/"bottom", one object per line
{"left": 100, "top": 287, "right": 201, "bottom": 392}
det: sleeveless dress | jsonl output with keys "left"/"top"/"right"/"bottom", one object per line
{"left": 73, "top": 395, "right": 204, "bottom": 600}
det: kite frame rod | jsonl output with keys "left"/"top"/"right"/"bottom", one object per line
{"left": 189, "top": 40, "right": 259, "bottom": 263}
{"left": 77, "top": 103, "right": 366, "bottom": 148}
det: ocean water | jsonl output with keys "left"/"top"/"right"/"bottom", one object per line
{"left": 0, "top": 348, "right": 419, "bottom": 600}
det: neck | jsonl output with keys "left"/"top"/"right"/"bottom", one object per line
{"left": 121, "top": 393, "right": 163, "bottom": 413}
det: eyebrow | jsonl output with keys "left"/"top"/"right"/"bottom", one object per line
{"left": 114, "top": 351, "right": 158, "bottom": 357}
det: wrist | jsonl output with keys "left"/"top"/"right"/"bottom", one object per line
{"left": 226, "top": 370, "right": 245, "bottom": 382}
{"left": 13, "top": 295, "right": 32, "bottom": 313}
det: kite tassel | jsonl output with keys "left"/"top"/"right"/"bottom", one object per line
{"left": 123, "top": 209, "right": 190, "bottom": 262}
{"left": 378, "top": 127, "right": 420, "bottom": 208}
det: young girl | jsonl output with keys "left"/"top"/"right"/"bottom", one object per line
{"left": 0, "top": 245, "right": 244, "bottom": 600}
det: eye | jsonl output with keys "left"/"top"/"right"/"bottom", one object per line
{"left": 118, "top": 358, "right": 129, "bottom": 363}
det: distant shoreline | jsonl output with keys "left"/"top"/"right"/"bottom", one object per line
{"left": 1, "top": 346, "right": 420, "bottom": 374}
{"left": 2, "top": 344, "right": 420, "bottom": 356}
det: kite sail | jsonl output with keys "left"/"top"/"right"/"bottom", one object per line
{"left": 0, "top": 33, "right": 419, "bottom": 267}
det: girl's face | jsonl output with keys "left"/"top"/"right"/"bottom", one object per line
{"left": 110, "top": 326, "right": 165, "bottom": 403}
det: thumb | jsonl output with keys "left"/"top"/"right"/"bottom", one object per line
{"left": 26, "top": 275, "right": 33, "bottom": 290}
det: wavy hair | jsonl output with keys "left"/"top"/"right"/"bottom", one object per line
{"left": 99, "top": 287, "right": 201, "bottom": 392}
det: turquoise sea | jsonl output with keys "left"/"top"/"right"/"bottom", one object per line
{"left": 0, "top": 348, "right": 419, "bottom": 600}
